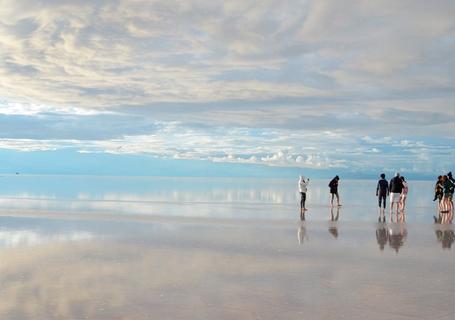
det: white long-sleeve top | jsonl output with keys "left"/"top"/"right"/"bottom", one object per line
{"left": 299, "top": 177, "right": 309, "bottom": 193}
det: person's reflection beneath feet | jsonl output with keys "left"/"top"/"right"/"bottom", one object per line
{"left": 439, "top": 229, "right": 454, "bottom": 249}
{"left": 388, "top": 222, "right": 407, "bottom": 253}
{"left": 298, "top": 223, "right": 308, "bottom": 245}
{"left": 328, "top": 207, "right": 340, "bottom": 238}
{"left": 376, "top": 221, "right": 388, "bottom": 251}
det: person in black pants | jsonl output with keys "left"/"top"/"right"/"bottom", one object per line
{"left": 328, "top": 176, "right": 341, "bottom": 207}
{"left": 376, "top": 173, "right": 389, "bottom": 222}
{"left": 298, "top": 176, "right": 310, "bottom": 220}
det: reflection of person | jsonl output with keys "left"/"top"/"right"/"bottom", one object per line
{"left": 298, "top": 223, "right": 308, "bottom": 245}
{"left": 328, "top": 175, "right": 341, "bottom": 207}
{"left": 435, "top": 228, "right": 455, "bottom": 249}
{"left": 298, "top": 175, "right": 310, "bottom": 220}
{"left": 388, "top": 222, "right": 407, "bottom": 253}
{"left": 328, "top": 207, "right": 339, "bottom": 238}
{"left": 389, "top": 173, "right": 403, "bottom": 215}
{"left": 330, "top": 206, "right": 340, "bottom": 221}
{"left": 376, "top": 173, "right": 389, "bottom": 222}
{"left": 376, "top": 222, "right": 388, "bottom": 251}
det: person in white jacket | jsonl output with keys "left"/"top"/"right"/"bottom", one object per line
{"left": 299, "top": 176, "right": 310, "bottom": 219}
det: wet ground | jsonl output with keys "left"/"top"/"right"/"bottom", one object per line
{"left": 0, "top": 213, "right": 453, "bottom": 320}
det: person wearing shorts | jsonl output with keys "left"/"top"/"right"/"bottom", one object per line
{"left": 389, "top": 173, "right": 403, "bottom": 215}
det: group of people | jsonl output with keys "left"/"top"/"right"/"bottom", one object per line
{"left": 376, "top": 173, "right": 408, "bottom": 221}
{"left": 298, "top": 171, "right": 455, "bottom": 224}
{"left": 298, "top": 175, "right": 341, "bottom": 220}
{"left": 433, "top": 172, "right": 454, "bottom": 223}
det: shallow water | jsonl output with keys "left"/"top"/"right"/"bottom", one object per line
{"left": 0, "top": 215, "right": 453, "bottom": 320}
{"left": 0, "top": 175, "right": 452, "bottom": 319}
{"left": 0, "top": 175, "right": 439, "bottom": 221}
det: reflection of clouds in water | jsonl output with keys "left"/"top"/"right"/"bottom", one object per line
{"left": 0, "top": 178, "right": 439, "bottom": 221}
{"left": 0, "top": 230, "right": 93, "bottom": 248}
{"left": 1, "top": 179, "right": 436, "bottom": 208}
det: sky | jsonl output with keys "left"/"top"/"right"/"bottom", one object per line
{"left": 0, "top": 0, "right": 454, "bottom": 178}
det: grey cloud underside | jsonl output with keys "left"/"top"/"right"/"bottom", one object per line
{"left": 0, "top": 0, "right": 454, "bottom": 173}
{"left": 0, "top": 113, "right": 155, "bottom": 140}
{"left": 0, "top": 0, "right": 454, "bottom": 109}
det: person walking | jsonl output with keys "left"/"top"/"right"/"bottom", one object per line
{"left": 376, "top": 173, "right": 389, "bottom": 222}
{"left": 389, "top": 173, "right": 403, "bottom": 215}
{"left": 328, "top": 175, "right": 341, "bottom": 207}
{"left": 298, "top": 175, "right": 310, "bottom": 220}
{"left": 399, "top": 176, "right": 408, "bottom": 212}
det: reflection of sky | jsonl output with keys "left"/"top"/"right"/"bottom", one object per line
{"left": 0, "top": 216, "right": 453, "bottom": 319}
{"left": 0, "top": 176, "right": 437, "bottom": 221}
{"left": 0, "top": 230, "right": 92, "bottom": 248}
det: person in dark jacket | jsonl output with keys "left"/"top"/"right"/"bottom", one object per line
{"left": 376, "top": 173, "right": 389, "bottom": 222}
{"left": 433, "top": 176, "right": 444, "bottom": 202}
{"left": 328, "top": 175, "right": 341, "bottom": 207}
{"left": 389, "top": 173, "right": 403, "bottom": 215}
{"left": 447, "top": 172, "right": 455, "bottom": 201}
{"left": 440, "top": 175, "right": 455, "bottom": 217}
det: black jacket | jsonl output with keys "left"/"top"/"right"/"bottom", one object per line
{"left": 376, "top": 179, "right": 389, "bottom": 195}
{"left": 389, "top": 176, "right": 403, "bottom": 193}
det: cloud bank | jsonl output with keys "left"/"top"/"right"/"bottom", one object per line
{"left": 0, "top": 0, "right": 454, "bottom": 174}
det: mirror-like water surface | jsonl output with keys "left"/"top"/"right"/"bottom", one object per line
{"left": 0, "top": 216, "right": 453, "bottom": 320}
{"left": 0, "top": 175, "right": 440, "bottom": 221}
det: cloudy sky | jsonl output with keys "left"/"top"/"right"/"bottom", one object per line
{"left": 1, "top": 0, "right": 454, "bottom": 177}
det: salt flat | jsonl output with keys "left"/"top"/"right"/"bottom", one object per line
{"left": 0, "top": 213, "right": 453, "bottom": 320}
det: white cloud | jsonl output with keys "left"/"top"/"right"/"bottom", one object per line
{"left": 0, "top": 1, "right": 454, "bottom": 175}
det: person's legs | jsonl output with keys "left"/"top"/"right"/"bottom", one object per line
{"left": 390, "top": 193, "right": 395, "bottom": 214}
{"left": 330, "top": 193, "right": 334, "bottom": 206}
{"left": 381, "top": 194, "right": 386, "bottom": 208}
{"left": 300, "top": 192, "right": 305, "bottom": 209}
{"left": 335, "top": 192, "right": 340, "bottom": 206}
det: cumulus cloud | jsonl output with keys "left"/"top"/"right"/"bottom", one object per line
{"left": 0, "top": 0, "right": 453, "bottom": 110}
{"left": 0, "top": 0, "right": 454, "bottom": 174}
